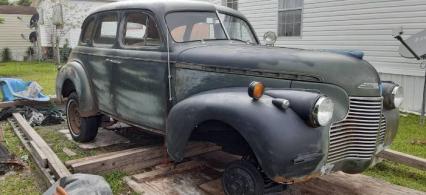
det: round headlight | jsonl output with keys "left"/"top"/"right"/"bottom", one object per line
{"left": 312, "top": 97, "right": 334, "bottom": 127}
{"left": 392, "top": 86, "right": 404, "bottom": 108}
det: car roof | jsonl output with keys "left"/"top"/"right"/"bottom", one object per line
{"left": 91, "top": 0, "right": 246, "bottom": 19}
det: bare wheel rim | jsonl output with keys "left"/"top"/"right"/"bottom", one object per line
{"left": 223, "top": 166, "right": 257, "bottom": 195}
{"left": 67, "top": 99, "right": 81, "bottom": 136}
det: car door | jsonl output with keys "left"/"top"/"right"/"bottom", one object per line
{"left": 112, "top": 10, "right": 168, "bottom": 132}
{"left": 80, "top": 11, "right": 120, "bottom": 115}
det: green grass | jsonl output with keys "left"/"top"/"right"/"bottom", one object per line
{"left": 365, "top": 114, "right": 426, "bottom": 191}
{"left": 389, "top": 114, "right": 426, "bottom": 158}
{"left": 35, "top": 125, "right": 99, "bottom": 162}
{"left": 103, "top": 171, "right": 131, "bottom": 195}
{"left": 0, "top": 61, "right": 57, "bottom": 96}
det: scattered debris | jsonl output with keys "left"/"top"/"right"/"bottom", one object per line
{"left": 62, "top": 147, "right": 77, "bottom": 157}
{"left": 0, "top": 106, "right": 64, "bottom": 126}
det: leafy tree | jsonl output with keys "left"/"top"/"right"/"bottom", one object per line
{"left": 17, "top": 0, "right": 31, "bottom": 6}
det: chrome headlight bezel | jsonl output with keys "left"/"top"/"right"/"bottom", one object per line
{"left": 311, "top": 96, "right": 334, "bottom": 127}
{"left": 382, "top": 82, "right": 404, "bottom": 109}
{"left": 391, "top": 86, "right": 404, "bottom": 108}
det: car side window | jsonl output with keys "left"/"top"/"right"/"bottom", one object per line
{"left": 93, "top": 13, "right": 118, "bottom": 47}
{"left": 80, "top": 17, "right": 95, "bottom": 46}
{"left": 123, "top": 12, "right": 161, "bottom": 48}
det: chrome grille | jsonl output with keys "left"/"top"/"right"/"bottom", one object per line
{"left": 327, "top": 97, "right": 384, "bottom": 163}
{"left": 377, "top": 114, "right": 387, "bottom": 145}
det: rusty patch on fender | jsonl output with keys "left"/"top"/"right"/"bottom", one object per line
{"left": 273, "top": 172, "right": 321, "bottom": 184}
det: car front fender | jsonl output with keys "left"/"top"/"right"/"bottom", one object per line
{"left": 166, "top": 88, "right": 330, "bottom": 182}
{"left": 56, "top": 61, "right": 98, "bottom": 117}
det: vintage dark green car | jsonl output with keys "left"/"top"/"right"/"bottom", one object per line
{"left": 56, "top": 1, "right": 403, "bottom": 194}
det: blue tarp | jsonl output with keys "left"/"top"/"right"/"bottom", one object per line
{"left": 0, "top": 78, "right": 50, "bottom": 102}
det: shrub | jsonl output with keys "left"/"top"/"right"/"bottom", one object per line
{"left": 2, "top": 48, "right": 11, "bottom": 62}
{"left": 60, "top": 39, "right": 72, "bottom": 62}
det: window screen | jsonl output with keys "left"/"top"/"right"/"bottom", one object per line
{"left": 94, "top": 13, "right": 118, "bottom": 46}
{"left": 123, "top": 12, "right": 161, "bottom": 47}
{"left": 278, "top": 0, "right": 303, "bottom": 37}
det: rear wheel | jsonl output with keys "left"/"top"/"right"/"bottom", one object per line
{"left": 222, "top": 160, "right": 264, "bottom": 195}
{"left": 66, "top": 92, "right": 99, "bottom": 142}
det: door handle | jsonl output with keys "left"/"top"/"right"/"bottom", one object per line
{"left": 105, "top": 58, "right": 122, "bottom": 64}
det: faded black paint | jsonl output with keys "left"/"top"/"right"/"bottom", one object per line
{"left": 56, "top": 0, "right": 400, "bottom": 184}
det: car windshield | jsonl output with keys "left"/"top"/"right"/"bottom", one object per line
{"left": 218, "top": 13, "right": 257, "bottom": 44}
{"left": 166, "top": 11, "right": 257, "bottom": 43}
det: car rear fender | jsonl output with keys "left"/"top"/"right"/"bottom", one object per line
{"left": 56, "top": 61, "right": 98, "bottom": 117}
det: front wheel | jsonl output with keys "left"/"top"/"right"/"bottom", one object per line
{"left": 222, "top": 160, "right": 264, "bottom": 195}
{"left": 66, "top": 92, "right": 100, "bottom": 142}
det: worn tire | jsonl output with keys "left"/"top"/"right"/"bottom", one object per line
{"left": 222, "top": 160, "right": 264, "bottom": 195}
{"left": 66, "top": 92, "right": 99, "bottom": 142}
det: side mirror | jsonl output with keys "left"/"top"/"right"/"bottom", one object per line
{"left": 263, "top": 31, "right": 277, "bottom": 46}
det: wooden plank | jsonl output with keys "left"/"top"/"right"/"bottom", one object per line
{"left": 288, "top": 171, "right": 425, "bottom": 195}
{"left": 66, "top": 142, "right": 220, "bottom": 174}
{"left": 378, "top": 149, "right": 426, "bottom": 171}
{"left": 12, "top": 113, "right": 71, "bottom": 179}
{"left": 126, "top": 156, "right": 425, "bottom": 195}
{"left": 127, "top": 166, "right": 222, "bottom": 195}
{"left": 29, "top": 141, "right": 48, "bottom": 168}
{"left": 7, "top": 118, "right": 55, "bottom": 185}
{"left": 132, "top": 160, "right": 205, "bottom": 183}
{"left": 199, "top": 179, "right": 225, "bottom": 195}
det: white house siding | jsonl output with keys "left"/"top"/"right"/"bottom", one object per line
{"left": 37, "top": 0, "right": 112, "bottom": 48}
{"left": 202, "top": 0, "right": 426, "bottom": 113}
{"left": 0, "top": 14, "right": 34, "bottom": 61}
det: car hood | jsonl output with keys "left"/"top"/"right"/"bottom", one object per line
{"left": 176, "top": 44, "right": 381, "bottom": 96}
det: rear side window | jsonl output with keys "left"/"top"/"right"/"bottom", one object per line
{"left": 94, "top": 13, "right": 118, "bottom": 47}
{"left": 80, "top": 17, "right": 95, "bottom": 45}
{"left": 123, "top": 12, "right": 161, "bottom": 48}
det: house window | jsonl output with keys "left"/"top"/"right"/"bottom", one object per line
{"left": 224, "top": 0, "right": 238, "bottom": 10}
{"left": 278, "top": 0, "right": 303, "bottom": 37}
